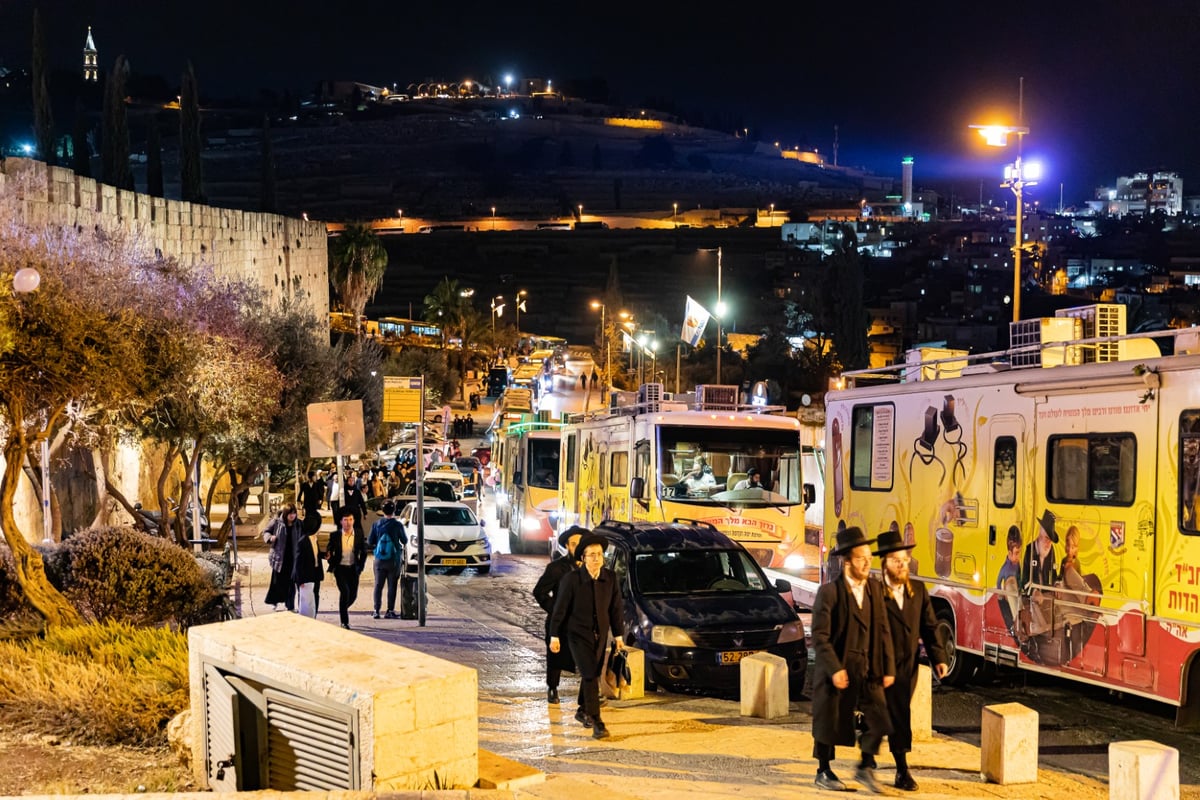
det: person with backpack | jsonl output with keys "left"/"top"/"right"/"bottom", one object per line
{"left": 368, "top": 500, "right": 408, "bottom": 620}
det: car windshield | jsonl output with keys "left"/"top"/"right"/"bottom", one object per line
{"left": 424, "top": 506, "right": 476, "bottom": 526}
{"left": 632, "top": 548, "right": 768, "bottom": 595}
{"left": 658, "top": 425, "right": 802, "bottom": 507}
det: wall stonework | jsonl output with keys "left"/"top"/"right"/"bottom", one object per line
{"left": 0, "top": 157, "right": 329, "bottom": 312}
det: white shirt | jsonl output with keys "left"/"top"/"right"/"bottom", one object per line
{"left": 886, "top": 579, "right": 905, "bottom": 611}
{"left": 846, "top": 574, "right": 866, "bottom": 608}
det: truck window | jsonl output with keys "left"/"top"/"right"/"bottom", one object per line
{"left": 565, "top": 434, "right": 577, "bottom": 483}
{"left": 1047, "top": 434, "right": 1136, "bottom": 505}
{"left": 994, "top": 436, "right": 1017, "bottom": 508}
{"left": 1180, "top": 410, "right": 1200, "bottom": 534}
{"left": 610, "top": 451, "right": 629, "bottom": 486}
{"left": 850, "top": 403, "right": 893, "bottom": 491}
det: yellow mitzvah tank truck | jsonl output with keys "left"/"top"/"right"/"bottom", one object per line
{"left": 824, "top": 304, "right": 1200, "bottom": 725}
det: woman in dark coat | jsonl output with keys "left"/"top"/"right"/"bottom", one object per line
{"left": 549, "top": 533, "right": 625, "bottom": 739}
{"left": 264, "top": 505, "right": 301, "bottom": 610}
{"left": 326, "top": 509, "right": 368, "bottom": 629}
{"left": 292, "top": 515, "right": 325, "bottom": 618}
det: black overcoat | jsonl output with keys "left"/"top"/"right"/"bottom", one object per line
{"left": 883, "top": 577, "right": 949, "bottom": 752}
{"left": 291, "top": 532, "right": 325, "bottom": 585}
{"left": 549, "top": 566, "right": 624, "bottom": 679}
{"left": 810, "top": 573, "right": 895, "bottom": 747}
{"left": 532, "top": 556, "right": 578, "bottom": 673}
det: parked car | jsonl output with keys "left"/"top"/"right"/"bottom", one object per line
{"left": 590, "top": 519, "right": 807, "bottom": 696}
{"left": 392, "top": 479, "right": 457, "bottom": 511}
{"left": 471, "top": 446, "right": 491, "bottom": 466}
{"left": 454, "top": 456, "right": 483, "bottom": 497}
{"left": 398, "top": 500, "right": 492, "bottom": 574}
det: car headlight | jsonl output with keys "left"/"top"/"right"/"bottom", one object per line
{"left": 521, "top": 516, "right": 541, "bottom": 532}
{"left": 775, "top": 621, "right": 805, "bottom": 644}
{"left": 783, "top": 554, "right": 806, "bottom": 571}
{"left": 650, "top": 625, "right": 696, "bottom": 647}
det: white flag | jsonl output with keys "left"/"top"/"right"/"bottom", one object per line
{"left": 681, "top": 295, "right": 711, "bottom": 346}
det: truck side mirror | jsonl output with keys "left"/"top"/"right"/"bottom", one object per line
{"left": 512, "top": 471, "right": 523, "bottom": 487}
{"left": 629, "top": 476, "right": 645, "bottom": 500}
{"left": 803, "top": 483, "right": 816, "bottom": 505}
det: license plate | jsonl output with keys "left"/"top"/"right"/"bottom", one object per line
{"left": 719, "top": 650, "right": 758, "bottom": 665}
{"left": 441, "top": 558, "right": 467, "bottom": 566}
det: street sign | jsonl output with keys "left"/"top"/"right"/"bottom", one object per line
{"left": 383, "top": 376, "right": 424, "bottom": 423}
{"left": 306, "top": 400, "right": 366, "bottom": 457}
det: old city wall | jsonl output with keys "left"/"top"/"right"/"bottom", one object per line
{"left": 0, "top": 157, "right": 329, "bottom": 311}
{"left": 0, "top": 157, "right": 330, "bottom": 542}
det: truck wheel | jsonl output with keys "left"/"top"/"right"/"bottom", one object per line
{"left": 935, "top": 606, "right": 977, "bottom": 686}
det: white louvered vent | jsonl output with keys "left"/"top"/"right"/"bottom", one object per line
{"left": 695, "top": 384, "right": 739, "bottom": 411}
{"left": 639, "top": 382, "right": 663, "bottom": 412}
{"left": 265, "top": 688, "right": 356, "bottom": 791}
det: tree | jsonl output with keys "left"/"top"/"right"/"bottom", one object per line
{"left": 260, "top": 114, "right": 277, "bottom": 213}
{"left": 179, "top": 62, "right": 205, "bottom": 203}
{"left": 329, "top": 224, "right": 388, "bottom": 325}
{"left": 101, "top": 55, "right": 132, "bottom": 189}
{"left": 422, "top": 276, "right": 468, "bottom": 349}
{"left": 71, "top": 98, "right": 91, "bottom": 177}
{"left": 31, "top": 8, "right": 55, "bottom": 165}
{"left": 828, "top": 224, "right": 870, "bottom": 371}
{"left": 145, "top": 116, "right": 163, "bottom": 197}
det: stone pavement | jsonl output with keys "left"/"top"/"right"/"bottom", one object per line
{"left": 226, "top": 545, "right": 1129, "bottom": 800}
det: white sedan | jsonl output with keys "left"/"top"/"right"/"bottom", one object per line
{"left": 398, "top": 501, "right": 492, "bottom": 574}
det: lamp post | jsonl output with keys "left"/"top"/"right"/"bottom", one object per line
{"left": 396, "top": 208, "right": 403, "bottom": 232}
{"left": 515, "top": 289, "right": 526, "bottom": 336}
{"left": 578, "top": 204, "right": 583, "bottom": 222}
{"left": 649, "top": 339, "right": 658, "bottom": 384}
{"left": 590, "top": 300, "right": 609, "bottom": 391}
{"left": 490, "top": 295, "right": 504, "bottom": 338}
{"left": 715, "top": 247, "right": 724, "bottom": 383}
{"left": 491, "top": 206, "right": 496, "bottom": 231}
{"left": 636, "top": 333, "right": 648, "bottom": 385}
{"left": 673, "top": 202, "right": 678, "bottom": 228}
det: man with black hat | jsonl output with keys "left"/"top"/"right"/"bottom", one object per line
{"left": 368, "top": 500, "right": 408, "bottom": 620}
{"left": 811, "top": 526, "right": 895, "bottom": 793}
{"left": 1022, "top": 509, "right": 1059, "bottom": 642}
{"left": 733, "top": 467, "right": 762, "bottom": 490}
{"left": 874, "top": 529, "right": 949, "bottom": 792}
{"left": 533, "top": 526, "right": 586, "bottom": 703}
{"left": 549, "top": 533, "right": 625, "bottom": 739}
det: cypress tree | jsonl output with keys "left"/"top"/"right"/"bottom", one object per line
{"left": 146, "top": 116, "right": 163, "bottom": 197}
{"left": 179, "top": 62, "right": 205, "bottom": 203}
{"left": 31, "top": 8, "right": 55, "bottom": 164}
{"left": 101, "top": 54, "right": 132, "bottom": 189}
{"left": 71, "top": 98, "right": 91, "bottom": 177}
{"left": 260, "top": 114, "right": 276, "bottom": 213}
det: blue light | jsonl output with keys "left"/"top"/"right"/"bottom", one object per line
{"left": 20, "top": 143, "right": 33, "bottom": 155}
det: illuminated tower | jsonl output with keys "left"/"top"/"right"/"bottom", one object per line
{"left": 82, "top": 27, "right": 98, "bottom": 82}
{"left": 901, "top": 156, "right": 913, "bottom": 207}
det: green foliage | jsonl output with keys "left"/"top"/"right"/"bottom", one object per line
{"left": 101, "top": 55, "right": 132, "bottom": 189}
{"left": 0, "top": 620, "right": 189, "bottom": 745}
{"left": 61, "top": 526, "right": 219, "bottom": 627}
{"left": 0, "top": 546, "right": 25, "bottom": 617}
{"left": 828, "top": 225, "right": 869, "bottom": 371}
{"left": 329, "top": 223, "right": 388, "bottom": 323}
{"left": 31, "top": 9, "right": 55, "bottom": 166}
{"left": 146, "top": 117, "right": 163, "bottom": 198}
{"left": 179, "top": 62, "right": 205, "bottom": 203}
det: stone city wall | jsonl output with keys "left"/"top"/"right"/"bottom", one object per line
{"left": 0, "top": 157, "right": 329, "bottom": 312}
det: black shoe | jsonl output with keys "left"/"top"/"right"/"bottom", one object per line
{"left": 384, "top": 611, "right": 398, "bottom": 619}
{"left": 340, "top": 622, "right": 350, "bottom": 630}
{"left": 547, "top": 688, "right": 559, "bottom": 704}
{"left": 574, "top": 709, "right": 594, "bottom": 728}
{"left": 814, "top": 770, "right": 848, "bottom": 791}
{"left": 894, "top": 772, "right": 919, "bottom": 792}
{"left": 855, "top": 766, "right": 882, "bottom": 794}
{"left": 592, "top": 723, "right": 610, "bottom": 739}
{"left": 372, "top": 611, "right": 381, "bottom": 619}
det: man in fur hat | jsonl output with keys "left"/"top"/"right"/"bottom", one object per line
{"left": 532, "top": 526, "right": 586, "bottom": 704}
{"left": 875, "top": 529, "right": 949, "bottom": 792}
{"left": 811, "top": 526, "right": 895, "bottom": 793}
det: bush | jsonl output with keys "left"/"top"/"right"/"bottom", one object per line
{"left": 63, "top": 526, "right": 219, "bottom": 627}
{"left": 0, "top": 620, "right": 188, "bottom": 745}
{"left": 0, "top": 546, "right": 25, "bottom": 617}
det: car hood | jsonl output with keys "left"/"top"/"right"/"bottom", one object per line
{"left": 635, "top": 592, "right": 795, "bottom": 628}
{"left": 416, "top": 524, "right": 485, "bottom": 542}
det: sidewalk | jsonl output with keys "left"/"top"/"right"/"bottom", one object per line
{"left": 231, "top": 545, "right": 1122, "bottom": 800}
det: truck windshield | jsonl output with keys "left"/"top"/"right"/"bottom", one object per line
{"left": 658, "top": 425, "right": 802, "bottom": 507}
{"left": 527, "top": 438, "right": 560, "bottom": 490}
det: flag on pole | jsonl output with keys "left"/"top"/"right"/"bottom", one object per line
{"left": 681, "top": 295, "right": 711, "bottom": 346}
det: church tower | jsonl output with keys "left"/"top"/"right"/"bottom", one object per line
{"left": 82, "top": 27, "right": 98, "bottom": 82}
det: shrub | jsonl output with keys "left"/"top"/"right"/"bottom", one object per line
{"left": 0, "top": 620, "right": 188, "bottom": 745}
{"left": 0, "top": 546, "right": 25, "bottom": 617}
{"left": 63, "top": 525, "right": 219, "bottom": 627}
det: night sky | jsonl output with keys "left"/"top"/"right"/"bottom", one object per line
{"left": 2, "top": 0, "right": 1199, "bottom": 207}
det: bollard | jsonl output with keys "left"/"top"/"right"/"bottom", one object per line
{"left": 1109, "top": 740, "right": 1179, "bottom": 800}
{"left": 739, "top": 652, "right": 789, "bottom": 719}
{"left": 980, "top": 702, "right": 1038, "bottom": 784}
{"left": 911, "top": 663, "right": 933, "bottom": 741}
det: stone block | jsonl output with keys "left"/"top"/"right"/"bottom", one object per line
{"left": 477, "top": 749, "right": 545, "bottom": 790}
{"left": 1109, "top": 740, "right": 1179, "bottom": 800}
{"left": 911, "top": 663, "right": 932, "bottom": 741}
{"left": 739, "top": 651, "right": 789, "bottom": 719}
{"left": 981, "top": 702, "right": 1038, "bottom": 784}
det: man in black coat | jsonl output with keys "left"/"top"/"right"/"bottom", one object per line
{"left": 549, "top": 533, "right": 625, "bottom": 739}
{"left": 875, "top": 530, "right": 950, "bottom": 792}
{"left": 299, "top": 471, "right": 325, "bottom": 535}
{"left": 811, "top": 526, "right": 895, "bottom": 793}
{"left": 533, "top": 526, "right": 585, "bottom": 704}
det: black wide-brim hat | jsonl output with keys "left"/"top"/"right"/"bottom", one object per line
{"left": 873, "top": 529, "right": 916, "bottom": 557}
{"left": 832, "top": 525, "right": 874, "bottom": 556}
{"left": 558, "top": 525, "right": 589, "bottom": 548}
{"left": 575, "top": 533, "right": 610, "bottom": 560}
{"left": 1038, "top": 508, "right": 1058, "bottom": 543}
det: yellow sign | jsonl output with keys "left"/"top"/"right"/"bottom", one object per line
{"left": 383, "top": 376, "right": 424, "bottom": 423}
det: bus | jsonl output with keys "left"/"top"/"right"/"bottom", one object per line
{"left": 556, "top": 383, "right": 818, "bottom": 575}
{"left": 493, "top": 412, "right": 562, "bottom": 554}
{"left": 823, "top": 305, "right": 1200, "bottom": 723}
{"left": 377, "top": 317, "right": 441, "bottom": 346}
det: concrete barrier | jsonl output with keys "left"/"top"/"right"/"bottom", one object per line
{"left": 912, "top": 663, "right": 932, "bottom": 741}
{"left": 739, "top": 652, "right": 789, "bottom": 719}
{"left": 1109, "top": 740, "right": 1179, "bottom": 800}
{"left": 980, "top": 702, "right": 1038, "bottom": 784}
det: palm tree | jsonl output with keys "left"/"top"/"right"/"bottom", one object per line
{"left": 329, "top": 224, "right": 388, "bottom": 330}
{"left": 423, "top": 277, "right": 468, "bottom": 349}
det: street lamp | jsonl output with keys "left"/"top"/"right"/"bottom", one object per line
{"left": 504, "top": 74, "right": 513, "bottom": 95}
{"left": 769, "top": 203, "right": 775, "bottom": 226}
{"left": 515, "top": 289, "right": 527, "bottom": 336}
{"left": 396, "top": 208, "right": 403, "bottom": 232}
{"left": 578, "top": 204, "right": 583, "bottom": 221}
{"left": 636, "top": 333, "right": 648, "bottom": 385}
{"left": 491, "top": 206, "right": 496, "bottom": 231}
{"left": 673, "top": 202, "right": 678, "bottom": 228}
{"left": 490, "top": 295, "right": 504, "bottom": 338}
{"left": 590, "top": 300, "right": 609, "bottom": 391}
